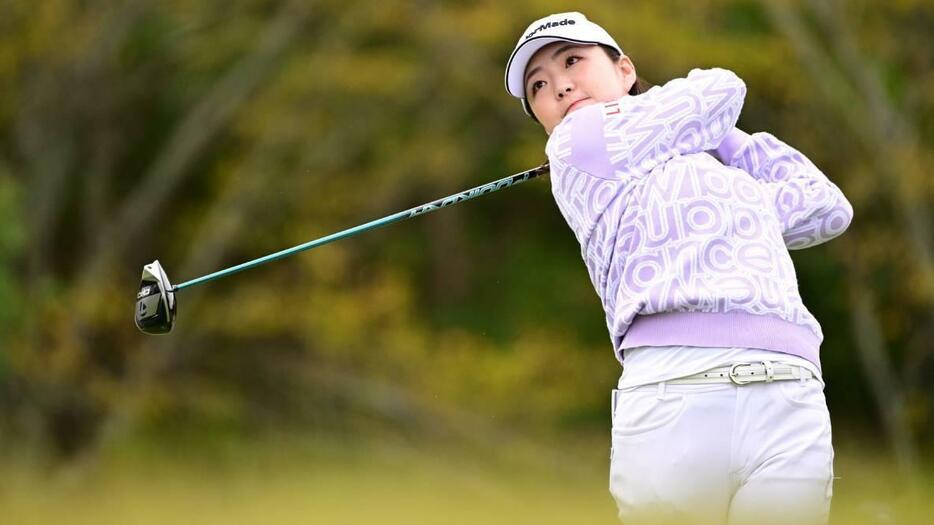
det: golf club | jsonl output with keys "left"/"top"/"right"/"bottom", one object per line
{"left": 135, "top": 163, "right": 549, "bottom": 334}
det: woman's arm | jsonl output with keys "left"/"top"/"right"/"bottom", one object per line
{"left": 718, "top": 129, "right": 854, "bottom": 249}
{"left": 551, "top": 68, "right": 747, "bottom": 180}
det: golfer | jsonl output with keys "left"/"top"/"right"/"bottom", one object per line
{"left": 505, "top": 12, "right": 852, "bottom": 525}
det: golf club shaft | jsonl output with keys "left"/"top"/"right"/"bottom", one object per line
{"left": 172, "top": 163, "right": 549, "bottom": 291}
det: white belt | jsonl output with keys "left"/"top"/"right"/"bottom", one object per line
{"left": 665, "top": 360, "right": 814, "bottom": 385}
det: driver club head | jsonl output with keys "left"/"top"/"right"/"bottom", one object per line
{"left": 135, "top": 260, "right": 177, "bottom": 334}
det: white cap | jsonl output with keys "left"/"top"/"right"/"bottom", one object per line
{"left": 504, "top": 12, "right": 623, "bottom": 114}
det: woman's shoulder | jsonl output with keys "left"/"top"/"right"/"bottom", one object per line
{"left": 545, "top": 101, "right": 624, "bottom": 180}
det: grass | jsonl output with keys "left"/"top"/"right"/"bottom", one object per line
{"left": 0, "top": 433, "right": 929, "bottom": 524}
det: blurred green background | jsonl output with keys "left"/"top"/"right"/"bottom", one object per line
{"left": 0, "top": 0, "right": 931, "bottom": 523}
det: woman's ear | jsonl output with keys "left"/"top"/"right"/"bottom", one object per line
{"left": 617, "top": 55, "right": 637, "bottom": 93}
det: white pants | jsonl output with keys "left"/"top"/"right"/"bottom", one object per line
{"left": 609, "top": 378, "right": 834, "bottom": 524}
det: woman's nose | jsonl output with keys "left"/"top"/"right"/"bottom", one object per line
{"left": 556, "top": 85, "right": 573, "bottom": 99}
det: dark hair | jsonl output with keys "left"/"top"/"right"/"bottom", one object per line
{"left": 599, "top": 45, "right": 650, "bottom": 96}
{"left": 524, "top": 45, "right": 650, "bottom": 122}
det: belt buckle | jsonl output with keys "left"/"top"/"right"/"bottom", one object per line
{"left": 729, "top": 360, "right": 774, "bottom": 385}
{"left": 728, "top": 363, "right": 752, "bottom": 385}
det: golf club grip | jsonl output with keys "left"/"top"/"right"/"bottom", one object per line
{"left": 172, "top": 163, "right": 549, "bottom": 291}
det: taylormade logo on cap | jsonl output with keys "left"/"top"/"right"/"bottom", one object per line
{"left": 525, "top": 18, "right": 576, "bottom": 39}
{"left": 504, "top": 12, "right": 624, "bottom": 103}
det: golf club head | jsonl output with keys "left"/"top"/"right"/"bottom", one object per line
{"left": 135, "top": 260, "right": 177, "bottom": 334}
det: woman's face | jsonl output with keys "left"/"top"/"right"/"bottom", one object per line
{"left": 524, "top": 42, "right": 636, "bottom": 134}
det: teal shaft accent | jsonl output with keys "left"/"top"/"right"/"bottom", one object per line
{"left": 173, "top": 164, "right": 548, "bottom": 291}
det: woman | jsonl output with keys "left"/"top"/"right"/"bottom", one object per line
{"left": 504, "top": 12, "right": 853, "bottom": 525}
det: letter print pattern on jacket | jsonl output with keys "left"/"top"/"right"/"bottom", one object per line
{"left": 545, "top": 69, "right": 853, "bottom": 361}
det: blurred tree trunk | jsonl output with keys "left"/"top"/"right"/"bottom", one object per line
{"left": 14, "top": 0, "right": 311, "bottom": 459}
{"left": 763, "top": 0, "right": 928, "bottom": 486}
{"left": 75, "top": 0, "right": 311, "bottom": 296}
{"left": 15, "top": 0, "right": 148, "bottom": 459}
{"left": 847, "top": 263, "right": 922, "bottom": 483}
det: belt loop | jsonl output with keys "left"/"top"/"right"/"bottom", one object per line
{"left": 656, "top": 381, "right": 667, "bottom": 400}
{"left": 799, "top": 367, "right": 807, "bottom": 384}
{"left": 763, "top": 360, "right": 775, "bottom": 383}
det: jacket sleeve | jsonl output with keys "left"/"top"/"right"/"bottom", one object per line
{"left": 721, "top": 130, "right": 854, "bottom": 250}
{"left": 550, "top": 67, "right": 747, "bottom": 181}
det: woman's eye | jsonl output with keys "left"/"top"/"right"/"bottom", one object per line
{"left": 530, "top": 80, "right": 545, "bottom": 95}
{"left": 566, "top": 55, "right": 581, "bottom": 67}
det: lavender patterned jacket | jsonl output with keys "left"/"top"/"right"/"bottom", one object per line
{"left": 545, "top": 68, "right": 853, "bottom": 368}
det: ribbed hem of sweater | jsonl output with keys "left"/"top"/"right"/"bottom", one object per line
{"left": 620, "top": 311, "right": 822, "bottom": 370}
